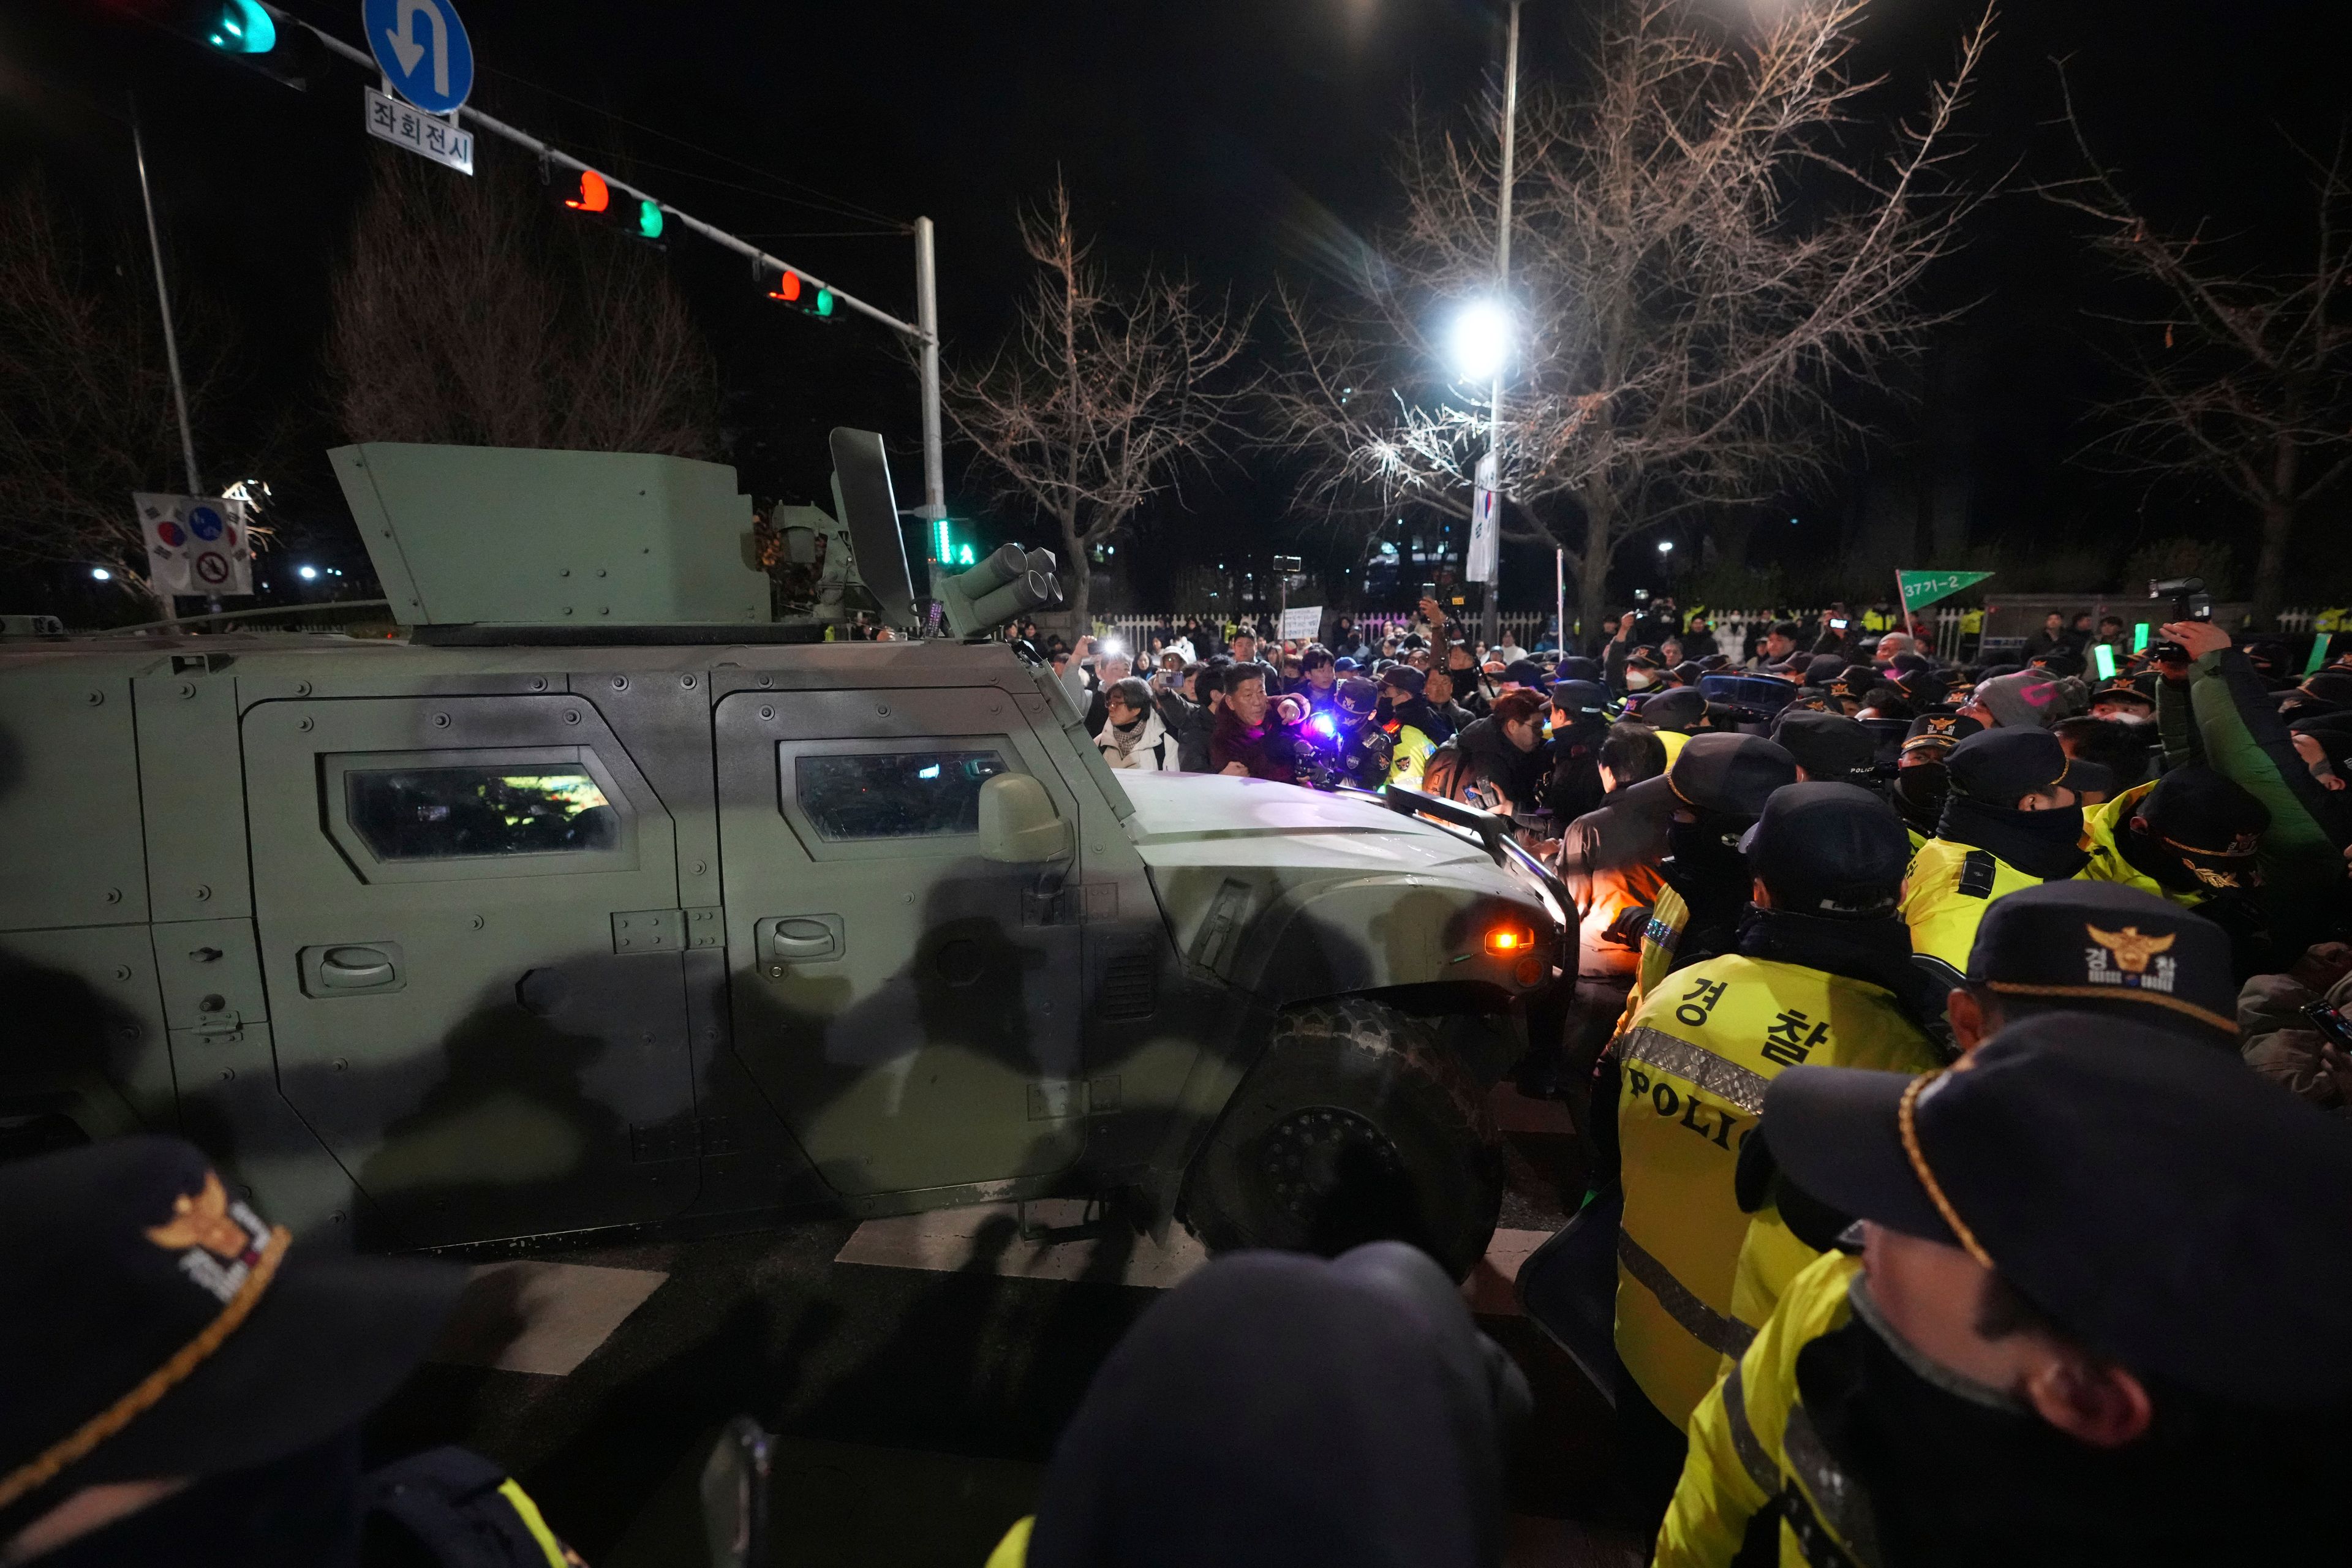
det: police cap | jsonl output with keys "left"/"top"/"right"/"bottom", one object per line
{"left": 1770, "top": 709, "right": 1878, "bottom": 786}
{"left": 1762, "top": 1017, "right": 2352, "bottom": 1408}
{"left": 2135, "top": 764, "right": 2269, "bottom": 885}
{"left": 1550, "top": 679, "right": 1609, "bottom": 720}
{"left": 1901, "top": 710, "right": 1982, "bottom": 758}
{"left": 1803, "top": 654, "right": 1848, "bottom": 688}
{"left": 1638, "top": 686, "right": 1708, "bottom": 733}
{"left": 1502, "top": 658, "right": 1551, "bottom": 692}
{"left": 1945, "top": 726, "right": 2070, "bottom": 805}
{"left": 1336, "top": 677, "right": 1382, "bottom": 720}
{"left": 0, "top": 1137, "right": 464, "bottom": 1502}
{"left": 1665, "top": 732, "right": 1797, "bottom": 820}
{"left": 1739, "top": 782, "right": 1910, "bottom": 918}
{"left": 1378, "top": 665, "right": 1425, "bottom": 697}
{"left": 1891, "top": 666, "right": 1950, "bottom": 711}
{"left": 1964, "top": 881, "right": 2236, "bottom": 1043}
{"left": 1831, "top": 663, "right": 1879, "bottom": 698}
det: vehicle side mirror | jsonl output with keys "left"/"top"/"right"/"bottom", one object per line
{"left": 978, "top": 773, "right": 1070, "bottom": 864}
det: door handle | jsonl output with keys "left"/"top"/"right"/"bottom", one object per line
{"left": 320, "top": 947, "right": 397, "bottom": 989}
{"left": 768, "top": 922, "right": 839, "bottom": 960}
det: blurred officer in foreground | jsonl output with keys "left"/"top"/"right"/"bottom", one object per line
{"left": 0, "top": 1137, "right": 583, "bottom": 1567}
{"left": 991, "top": 1242, "right": 1528, "bottom": 1568}
{"left": 1902, "top": 728, "right": 2088, "bottom": 986}
{"left": 1611, "top": 785, "right": 1939, "bottom": 1516}
{"left": 1658, "top": 1019, "right": 2352, "bottom": 1567}
{"left": 1723, "top": 884, "right": 2244, "bottom": 1349}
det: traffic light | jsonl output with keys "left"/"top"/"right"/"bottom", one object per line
{"left": 760, "top": 264, "right": 835, "bottom": 318}
{"left": 201, "top": 0, "right": 272, "bottom": 51}
{"left": 560, "top": 170, "right": 664, "bottom": 243}
{"left": 181, "top": 0, "right": 322, "bottom": 88}
{"left": 930, "top": 518, "right": 978, "bottom": 568}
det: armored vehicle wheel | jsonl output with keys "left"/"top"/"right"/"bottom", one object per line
{"left": 1181, "top": 998, "right": 1504, "bottom": 1281}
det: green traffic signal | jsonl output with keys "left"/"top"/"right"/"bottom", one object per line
{"left": 814, "top": 288, "right": 834, "bottom": 317}
{"left": 636, "top": 200, "right": 664, "bottom": 241}
{"left": 205, "top": 0, "right": 276, "bottom": 52}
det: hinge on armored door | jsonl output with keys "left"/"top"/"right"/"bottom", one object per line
{"left": 612, "top": 909, "right": 684, "bottom": 953}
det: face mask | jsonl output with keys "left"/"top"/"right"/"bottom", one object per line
{"left": 1893, "top": 763, "right": 1950, "bottom": 825}
{"left": 1626, "top": 671, "right": 1656, "bottom": 691}
{"left": 1666, "top": 815, "right": 1748, "bottom": 889}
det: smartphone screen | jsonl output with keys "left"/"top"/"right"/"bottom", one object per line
{"left": 1829, "top": 618, "right": 1849, "bottom": 631}
{"left": 2132, "top": 622, "right": 2152, "bottom": 653}
{"left": 2094, "top": 644, "right": 2118, "bottom": 680}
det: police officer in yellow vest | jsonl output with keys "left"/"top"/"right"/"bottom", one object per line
{"left": 1613, "top": 783, "right": 1939, "bottom": 1514}
{"left": 1658, "top": 1014, "right": 2352, "bottom": 1568}
{"left": 1901, "top": 727, "right": 2087, "bottom": 987}
{"left": 1728, "top": 881, "right": 2240, "bottom": 1351}
{"left": 1624, "top": 734, "right": 1800, "bottom": 1021}
{"left": 2079, "top": 765, "right": 2267, "bottom": 908}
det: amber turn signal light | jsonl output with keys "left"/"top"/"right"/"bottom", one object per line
{"left": 1483, "top": 924, "right": 1536, "bottom": 957}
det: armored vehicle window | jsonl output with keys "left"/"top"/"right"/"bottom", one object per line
{"left": 796, "top": 750, "right": 1008, "bottom": 841}
{"left": 347, "top": 767, "right": 620, "bottom": 861}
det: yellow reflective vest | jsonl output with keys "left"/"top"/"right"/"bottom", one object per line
{"left": 986, "top": 1517, "right": 1033, "bottom": 1568}
{"left": 1899, "top": 836, "right": 2046, "bottom": 978}
{"left": 1656, "top": 1250, "right": 1873, "bottom": 1568}
{"left": 1384, "top": 722, "right": 1440, "bottom": 787}
{"left": 2079, "top": 782, "right": 2205, "bottom": 911}
{"left": 1614, "top": 955, "right": 1937, "bottom": 1429}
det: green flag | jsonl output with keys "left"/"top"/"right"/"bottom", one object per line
{"left": 1897, "top": 570, "right": 1994, "bottom": 611}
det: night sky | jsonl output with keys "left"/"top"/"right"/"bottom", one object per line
{"left": 4, "top": 0, "right": 2350, "bottom": 616}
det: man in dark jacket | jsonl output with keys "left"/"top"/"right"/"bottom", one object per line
{"left": 1544, "top": 680, "right": 1613, "bottom": 826}
{"left": 1449, "top": 691, "right": 1552, "bottom": 816}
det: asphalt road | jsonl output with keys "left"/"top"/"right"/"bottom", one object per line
{"left": 363, "top": 1087, "right": 1644, "bottom": 1567}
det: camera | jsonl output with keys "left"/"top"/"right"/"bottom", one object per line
{"left": 2149, "top": 577, "right": 2213, "bottom": 624}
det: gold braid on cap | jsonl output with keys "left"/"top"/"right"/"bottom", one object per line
{"left": 0, "top": 1225, "right": 290, "bottom": 1512}
{"left": 1896, "top": 1074, "right": 1994, "bottom": 1269}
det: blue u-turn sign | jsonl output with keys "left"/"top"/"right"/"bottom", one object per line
{"left": 363, "top": 0, "right": 475, "bottom": 116}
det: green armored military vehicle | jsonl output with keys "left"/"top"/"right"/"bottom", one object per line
{"left": 0, "top": 432, "right": 1565, "bottom": 1277}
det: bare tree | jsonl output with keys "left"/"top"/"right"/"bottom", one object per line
{"left": 2048, "top": 96, "right": 2352, "bottom": 628}
{"left": 1267, "top": 0, "right": 1991, "bottom": 639}
{"left": 327, "top": 151, "right": 718, "bottom": 456}
{"left": 0, "top": 179, "right": 226, "bottom": 604}
{"left": 943, "top": 183, "right": 1253, "bottom": 631}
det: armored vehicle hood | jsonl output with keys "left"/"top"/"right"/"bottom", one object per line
{"left": 1120, "top": 774, "right": 1518, "bottom": 884}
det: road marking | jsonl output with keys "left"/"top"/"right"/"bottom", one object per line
{"left": 431, "top": 1260, "right": 668, "bottom": 1377}
{"left": 834, "top": 1199, "right": 1210, "bottom": 1289}
{"left": 834, "top": 1202, "right": 1555, "bottom": 1317}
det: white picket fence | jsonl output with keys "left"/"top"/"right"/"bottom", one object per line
{"left": 1093, "top": 605, "right": 2335, "bottom": 664}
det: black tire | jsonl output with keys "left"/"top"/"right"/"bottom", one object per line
{"left": 1180, "top": 998, "right": 1504, "bottom": 1280}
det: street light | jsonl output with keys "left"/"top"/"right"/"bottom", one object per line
{"left": 1448, "top": 298, "right": 1513, "bottom": 384}
{"left": 1657, "top": 540, "right": 1675, "bottom": 556}
{"left": 297, "top": 565, "right": 318, "bottom": 581}
{"left": 89, "top": 567, "right": 111, "bottom": 582}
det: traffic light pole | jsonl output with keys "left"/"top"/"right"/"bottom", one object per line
{"left": 255, "top": 3, "right": 946, "bottom": 522}
{"left": 916, "top": 217, "right": 945, "bottom": 527}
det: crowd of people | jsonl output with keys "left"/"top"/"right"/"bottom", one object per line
{"left": 9, "top": 594, "right": 2352, "bottom": 1566}
{"left": 1020, "top": 589, "right": 2352, "bottom": 1562}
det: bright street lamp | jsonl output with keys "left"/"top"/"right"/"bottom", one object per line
{"left": 1657, "top": 540, "right": 1675, "bottom": 555}
{"left": 297, "top": 564, "right": 319, "bottom": 581}
{"left": 1449, "top": 299, "right": 1513, "bottom": 384}
{"left": 89, "top": 567, "right": 111, "bottom": 582}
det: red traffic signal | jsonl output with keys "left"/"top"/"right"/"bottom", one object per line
{"left": 761, "top": 265, "right": 835, "bottom": 318}
{"left": 565, "top": 170, "right": 611, "bottom": 214}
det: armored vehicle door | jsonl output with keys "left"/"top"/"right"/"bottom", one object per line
{"left": 714, "top": 685, "right": 1085, "bottom": 1198}
{"left": 242, "top": 694, "right": 699, "bottom": 1247}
